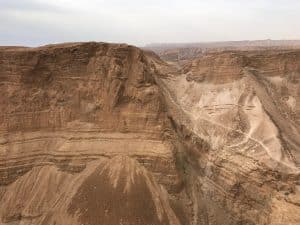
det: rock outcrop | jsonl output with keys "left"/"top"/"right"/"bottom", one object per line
{"left": 156, "top": 49, "right": 300, "bottom": 225}
{"left": 0, "top": 42, "right": 299, "bottom": 225}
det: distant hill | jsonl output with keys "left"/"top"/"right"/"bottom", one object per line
{"left": 145, "top": 40, "right": 300, "bottom": 63}
{"left": 145, "top": 39, "right": 300, "bottom": 51}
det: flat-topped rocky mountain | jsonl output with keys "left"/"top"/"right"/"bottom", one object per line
{"left": 0, "top": 42, "right": 299, "bottom": 225}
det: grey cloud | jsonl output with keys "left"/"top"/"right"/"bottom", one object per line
{"left": 0, "top": 0, "right": 67, "bottom": 13}
{"left": 0, "top": 0, "right": 300, "bottom": 46}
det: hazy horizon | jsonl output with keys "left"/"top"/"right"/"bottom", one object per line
{"left": 1, "top": 0, "right": 300, "bottom": 47}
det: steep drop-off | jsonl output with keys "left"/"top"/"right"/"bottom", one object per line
{"left": 155, "top": 49, "right": 300, "bottom": 225}
{"left": 0, "top": 42, "right": 299, "bottom": 225}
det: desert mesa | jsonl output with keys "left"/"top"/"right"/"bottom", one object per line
{"left": 0, "top": 41, "right": 299, "bottom": 225}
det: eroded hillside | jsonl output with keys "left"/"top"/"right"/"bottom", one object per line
{"left": 0, "top": 42, "right": 299, "bottom": 225}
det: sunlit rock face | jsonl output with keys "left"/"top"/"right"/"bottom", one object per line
{"left": 0, "top": 43, "right": 188, "bottom": 225}
{"left": 0, "top": 43, "right": 299, "bottom": 225}
{"left": 156, "top": 49, "right": 300, "bottom": 225}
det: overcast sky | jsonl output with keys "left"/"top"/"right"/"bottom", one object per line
{"left": 1, "top": 0, "right": 300, "bottom": 46}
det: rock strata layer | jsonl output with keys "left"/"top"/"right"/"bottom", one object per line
{"left": 0, "top": 42, "right": 299, "bottom": 225}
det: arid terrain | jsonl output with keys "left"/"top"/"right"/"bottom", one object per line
{"left": 146, "top": 40, "right": 300, "bottom": 65}
{"left": 0, "top": 41, "right": 299, "bottom": 225}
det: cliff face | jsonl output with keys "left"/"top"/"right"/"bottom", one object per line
{"left": 156, "top": 49, "right": 300, "bottom": 225}
{"left": 0, "top": 43, "right": 299, "bottom": 225}
{"left": 0, "top": 43, "right": 188, "bottom": 225}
